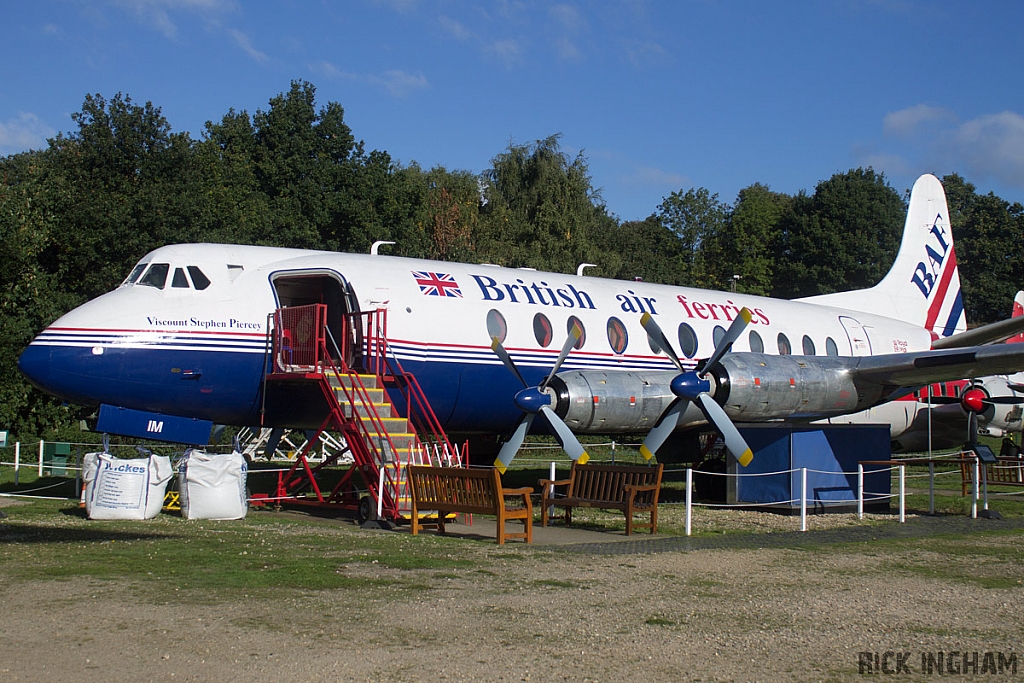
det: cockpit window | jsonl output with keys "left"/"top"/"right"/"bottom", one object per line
{"left": 172, "top": 268, "right": 190, "bottom": 288}
{"left": 125, "top": 262, "right": 148, "bottom": 285}
{"left": 187, "top": 266, "right": 211, "bottom": 290}
{"left": 138, "top": 263, "right": 170, "bottom": 289}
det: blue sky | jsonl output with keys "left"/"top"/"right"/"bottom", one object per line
{"left": 3, "top": 1, "right": 1023, "bottom": 222}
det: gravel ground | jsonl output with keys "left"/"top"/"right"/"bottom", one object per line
{"left": 1, "top": 498, "right": 1022, "bottom": 683}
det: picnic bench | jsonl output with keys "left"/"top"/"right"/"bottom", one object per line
{"left": 539, "top": 461, "right": 663, "bottom": 535}
{"left": 407, "top": 465, "right": 533, "bottom": 544}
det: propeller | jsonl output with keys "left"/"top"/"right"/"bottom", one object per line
{"left": 491, "top": 323, "right": 589, "bottom": 473}
{"left": 638, "top": 309, "right": 754, "bottom": 467}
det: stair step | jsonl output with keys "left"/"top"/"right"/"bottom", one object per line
{"left": 339, "top": 402, "right": 393, "bottom": 419}
{"left": 358, "top": 416, "right": 408, "bottom": 433}
{"left": 328, "top": 373, "right": 378, "bottom": 390}
{"left": 333, "top": 385, "right": 386, "bottom": 404}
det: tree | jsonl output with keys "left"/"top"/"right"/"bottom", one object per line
{"left": 943, "top": 173, "right": 1024, "bottom": 324}
{"left": 723, "top": 183, "right": 792, "bottom": 296}
{"left": 773, "top": 168, "right": 904, "bottom": 298}
{"left": 655, "top": 187, "right": 730, "bottom": 289}
{"left": 478, "top": 135, "right": 615, "bottom": 274}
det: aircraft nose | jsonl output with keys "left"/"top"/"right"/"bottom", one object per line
{"left": 18, "top": 340, "right": 56, "bottom": 394}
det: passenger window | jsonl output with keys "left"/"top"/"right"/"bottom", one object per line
{"left": 486, "top": 309, "right": 507, "bottom": 344}
{"left": 125, "top": 262, "right": 148, "bottom": 285}
{"left": 567, "top": 316, "right": 586, "bottom": 349}
{"left": 533, "top": 313, "right": 553, "bottom": 348}
{"left": 188, "top": 266, "right": 211, "bottom": 290}
{"left": 172, "top": 268, "right": 190, "bottom": 288}
{"left": 677, "top": 323, "right": 698, "bottom": 358}
{"left": 748, "top": 330, "right": 764, "bottom": 353}
{"left": 825, "top": 337, "right": 838, "bottom": 356}
{"left": 712, "top": 325, "right": 726, "bottom": 348}
{"left": 606, "top": 317, "right": 628, "bottom": 355}
{"left": 777, "top": 333, "right": 792, "bottom": 355}
{"left": 138, "top": 263, "right": 170, "bottom": 289}
{"left": 802, "top": 335, "right": 816, "bottom": 356}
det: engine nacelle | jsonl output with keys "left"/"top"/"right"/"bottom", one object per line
{"left": 550, "top": 370, "right": 680, "bottom": 433}
{"left": 712, "top": 353, "right": 883, "bottom": 420}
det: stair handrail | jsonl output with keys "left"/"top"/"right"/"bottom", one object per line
{"left": 350, "top": 308, "right": 460, "bottom": 461}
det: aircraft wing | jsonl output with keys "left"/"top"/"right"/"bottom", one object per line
{"left": 931, "top": 316, "right": 1024, "bottom": 349}
{"left": 854, "top": 343, "right": 1024, "bottom": 390}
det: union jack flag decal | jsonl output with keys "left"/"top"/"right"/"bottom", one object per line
{"left": 412, "top": 271, "right": 463, "bottom": 298}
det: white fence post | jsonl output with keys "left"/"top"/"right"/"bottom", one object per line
{"left": 38, "top": 440, "right": 44, "bottom": 477}
{"left": 800, "top": 467, "right": 807, "bottom": 532}
{"left": 898, "top": 464, "right": 905, "bottom": 523}
{"left": 548, "top": 462, "right": 556, "bottom": 519}
{"left": 972, "top": 458, "right": 979, "bottom": 519}
{"left": 14, "top": 441, "right": 20, "bottom": 486}
{"left": 685, "top": 467, "right": 693, "bottom": 537}
{"left": 857, "top": 464, "right": 864, "bottom": 519}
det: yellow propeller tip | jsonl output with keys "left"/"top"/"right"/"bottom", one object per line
{"left": 641, "top": 312, "right": 652, "bottom": 325}
{"left": 738, "top": 449, "right": 753, "bottom": 467}
{"left": 739, "top": 307, "right": 753, "bottom": 324}
{"left": 639, "top": 444, "right": 654, "bottom": 461}
{"left": 576, "top": 452, "right": 590, "bottom": 465}
{"left": 493, "top": 460, "right": 507, "bottom": 474}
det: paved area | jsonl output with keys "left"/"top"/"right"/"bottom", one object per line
{"left": 394, "top": 512, "right": 1024, "bottom": 553}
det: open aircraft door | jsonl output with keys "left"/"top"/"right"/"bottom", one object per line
{"left": 839, "top": 315, "right": 873, "bottom": 356}
{"left": 270, "top": 270, "right": 361, "bottom": 371}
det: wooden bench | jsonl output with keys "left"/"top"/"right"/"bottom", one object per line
{"left": 540, "top": 462, "right": 663, "bottom": 535}
{"left": 959, "top": 454, "right": 1024, "bottom": 496}
{"left": 407, "top": 465, "right": 533, "bottom": 544}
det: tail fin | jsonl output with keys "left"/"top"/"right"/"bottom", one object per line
{"left": 800, "top": 174, "right": 966, "bottom": 340}
{"left": 1009, "top": 291, "right": 1024, "bottom": 343}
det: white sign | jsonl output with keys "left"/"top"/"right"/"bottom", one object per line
{"left": 0, "top": 431, "right": 7, "bottom": 448}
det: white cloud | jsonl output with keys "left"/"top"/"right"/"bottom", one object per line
{"left": 112, "top": 0, "right": 234, "bottom": 39}
{"left": 952, "top": 111, "right": 1024, "bottom": 189}
{"left": 438, "top": 15, "right": 471, "bottom": 41}
{"left": 0, "top": 113, "right": 55, "bottom": 155}
{"left": 314, "top": 63, "right": 428, "bottom": 98}
{"left": 488, "top": 39, "right": 522, "bottom": 67}
{"left": 228, "top": 28, "right": 268, "bottom": 62}
{"left": 883, "top": 104, "right": 954, "bottom": 137}
{"left": 371, "top": 70, "right": 429, "bottom": 98}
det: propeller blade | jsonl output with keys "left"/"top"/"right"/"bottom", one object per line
{"left": 491, "top": 336, "right": 527, "bottom": 388}
{"left": 983, "top": 396, "right": 1024, "bottom": 405}
{"left": 539, "top": 405, "right": 589, "bottom": 464}
{"left": 699, "top": 307, "right": 752, "bottom": 377}
{"left": 494, "top": 413, "right": 536, "bottom": 474}
{"left": 638, "top": 399, "right": 689, "bottom": 461}
{"left": 640, "top": 312, "right": 685, "bottom": 372}
{"left": 541, "top": 322, "right": 582, "bottom": 389}
{"left": 697, "top": 393, "right": 753, "bottom": 467}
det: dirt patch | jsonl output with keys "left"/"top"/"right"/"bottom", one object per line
{"left": 2, "top": 513, "right": 1023, "bottom": 682}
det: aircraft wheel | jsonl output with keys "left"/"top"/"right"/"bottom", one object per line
{"left": 357, "top": 496, "right": 377, "bottom": 523}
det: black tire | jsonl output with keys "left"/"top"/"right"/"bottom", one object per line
{"left": 357, "top": 496, "right": 377, "bottom": 523}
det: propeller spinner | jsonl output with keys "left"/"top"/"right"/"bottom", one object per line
{"left": 491, "top": 323, "right": 590, "bottom": 473}
{"left": 638, "top": 309, "right": 755, "bottom": 467}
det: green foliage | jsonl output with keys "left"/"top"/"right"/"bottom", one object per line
{"left": 478, "top": 134, "right": 616, "bottom": 275}
{"left": 773, "top": 168, "right": 905, "bottom": 298}
{"left": 655, "top": 187, "right": 730, "bottom": 289}
{"left": 942, "top": 173, "right": 1024, "bottom": 324}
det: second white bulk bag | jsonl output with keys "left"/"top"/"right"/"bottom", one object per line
{"left": 178, "top": 449, "right": 248, "bottom": 520}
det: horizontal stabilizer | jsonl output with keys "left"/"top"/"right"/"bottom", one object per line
{"left": 931, "top": 316, "right": 1024, "bottom": 349}
{"left": 96, "top": 404, "right": 213, "bottom": 445}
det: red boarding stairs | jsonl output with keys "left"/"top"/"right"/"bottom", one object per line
{"left": 263, "top": 304, "right": 466, "bottom": 522}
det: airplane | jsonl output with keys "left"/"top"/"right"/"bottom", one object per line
{"left": 823, "top": 291, "right": 1024, "bottom": 452}
{"left": 17, "top": 174, "right": 1024, "bottom": 478}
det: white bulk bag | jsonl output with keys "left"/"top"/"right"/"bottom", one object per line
{"left": 178, "top": 449, "right": 248, "bottom": 520}
{"left": 82, "top": 451, "right": 173, "bottom": 520}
